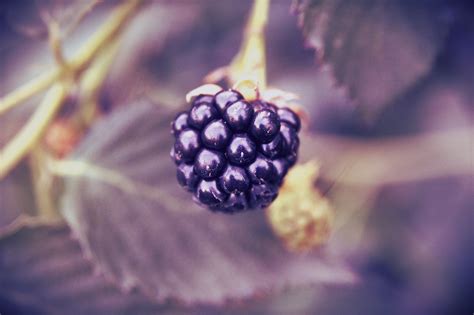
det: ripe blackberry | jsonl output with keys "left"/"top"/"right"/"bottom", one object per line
{"left": 250, "top": 109, "right": 280, "bottom": 143}
{"left": 171, "top": 89, "right": 301, "bottom": 213}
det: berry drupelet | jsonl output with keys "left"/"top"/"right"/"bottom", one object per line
{"left": 170, "top": 89, "right": 301, "bottom": 213}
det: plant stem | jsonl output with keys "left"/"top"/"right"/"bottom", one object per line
{"left": 0, "top": 0, "right": 142, "bottom": 179}
{"left": 0, "top": 0, "right": 142, "bottom": 116}
{"left": 0, "top": 83, "right": 68, "bottom": 179}
{"left": 29, "top": 146, "right": 58, "bottom": 219}
{"left": 229, "top": 0, "right": 270, "bottom": 88}
{"left": 78, "top": 36, "right": 121, "bottom": 126}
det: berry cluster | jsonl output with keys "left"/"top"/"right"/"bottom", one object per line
{"left": 170, "top": 89, "right": 300, "bottom": 213}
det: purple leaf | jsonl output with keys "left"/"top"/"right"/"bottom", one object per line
{"left": 295, "top": 0, "right": 457, "bottom": 116}
{"left": 60, "top": 101, "right": 355, "bottom": 304}
{"left": 0, "top": 217, "right": 178, "bottom": 315}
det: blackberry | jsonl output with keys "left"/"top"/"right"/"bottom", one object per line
{"left": 174, "top": 129, "right": 201, "bottom": 163}
{"left": 214, "top": 90, "right": 244, "bottom": 113}
{"left": 188, "top": 101, "right": 219, "bottom": 129}
{"left": 171, "top": 112, "right": 189, "bottom": 135}
{"left": 223, "top": 100, "right": 254, "bottom": 132}
{"left": 250, "top": 109, "right": 280, "bottom": 143}
{"left": 202, "top": 119, "right": 231, "bottom": 150}
{"left": 226, "top": 134, "right": 257, "bottom": 165}
{"left": 171, "top": 89, "right": 301, "bottom": 213}
{"left": 194, "top": 149, "right": 226, "bottom": 179}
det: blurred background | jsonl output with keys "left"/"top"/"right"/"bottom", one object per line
{"left": 0, "top": 1, "right": 472, "bottom": 314}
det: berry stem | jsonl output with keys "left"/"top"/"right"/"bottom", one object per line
{"left": 229, "top": 0, "right": 270, "bottom": 89}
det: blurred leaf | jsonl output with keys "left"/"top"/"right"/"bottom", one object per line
{"left": 60, "top": 101, "right": 355, "bottom": 304}
{"left": 0, "top": 217, "right": 181, "bottom": 315}
{"left": 1, "top": 0, "right": 102, "bottom": 39}
{"left": 295, "top": 0, "right": 456, "bottom": 117}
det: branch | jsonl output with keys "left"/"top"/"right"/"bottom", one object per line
{"left": 0, "top": 0, "right": 142, "bottom": 179}
{"left": 0, "top": 0, "right": 142, "bottom": 115}
{"left": 0, "top": 83, "right": 68, "bottom": 179}
{"left": 229, "top": 0, "right": 269, "bottom": 88}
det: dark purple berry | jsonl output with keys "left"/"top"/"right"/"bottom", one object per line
{"left": 201, "top": 119, "right": 232, "bottom": 150}
{"left": 222, "top": 193, "right": 248, "bottom": 213}
{"left": 176, "top": 164, "right": 199, "bottom": 191}
{"left": 279, "top": 122, "right": 298, "bottom": 155}
{"left": 195, "top": 180, "right": 228, "bottom": 206}
{"left": 188, "top": 102, "right": 219, "bottom": 129}
{"left": 248, "top": 183, "right": 278, "bottom": 209}
{"left": 214, "top": 89, "right": 243, "bottom": 112}
{"left": 226, "top": 134, "right": 257, "bottom": 165}
{"left": 223, "top": 100, "right": 254, "bottom": 132}
{"left": 277, "top": 107, "right": 301, "bottom": 131}
{"left": 260, "top": 133, "right": 285, "bottom": 159}
{"left": 174, "top": 129, "right": 201, "bottom": 162}
{"left": 272, "top": 159, "right": 289, "bottom": 183}
{"left": 266, "top": 102, "right": 278, "bottom": 113}
{"left": 250, "top": 109, "right": 280, "bottom": 144}
{"left": 170, "top": 147, "right": 183, "bottom": 165}
{"left": 194, "top": 149, "right": 226, "bottom": 179}
{"left": 287, "top": 152, "right": 297, "bottom": 167}
{"left": 251, "top": 100, "right": 276, "bottom": 113}
{"left": 193, "top": 94, "right": 214, "bottom": 106}
{"left": 218, "top": 165, "right": 250, "bottom": 194}
{"left": 172, "top": 112, "right": 189, "bottom": 135}
{"left": 247, "top": 155, "right": 278, "bottom": 184}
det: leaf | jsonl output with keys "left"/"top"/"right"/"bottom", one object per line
{"left": 295, "top": 0, "right": 456, "bottom": 116}
{"left": 0, "top": 217, "right": 179, "bottom": 315}
{"left": 59, "top": 101, "right": 355, "bottom": 304}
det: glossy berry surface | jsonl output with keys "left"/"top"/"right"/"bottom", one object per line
{"left": 201, "top": 119, "right": 232, "bottom": 150}
{"left": 226, "top": 134, "right": 257, "bottom": 166}
{"left": 188, "top": 102, "right": 219, "bottom": 129}
{"left": 250, "top": 109, "right": 280, "bottom": 144}
{"left": 214, "top": 90, "right": 243, "bottom": 112}
{"left": 194, "top": 149, "right": 226, "bottom": 179}
{"left": 247, "top": 155, "right": 278, "bottom": 184}
{"left": 176, "top": 163, "right": 199, "bottom": 191}
{"left": 260, "top": 133, "right": 285, "bottom": 159}
{"left": 172, "top": 112, "right": 189, "bottom": 135}
{"left": 174, "top": 129, "right": 201, "bottom": 162}
{"left": 170, "top": 89, "right": 301, "bottom": 213}
{"left": 219, "top": 165, "right": 250, "bottom": 194}
{"left": 196, "top": 180, "right": 228, "bottom": 206}
{"left": 223, "top": 100, "right": 254, "bottom": 132}
{"left": 277, "top": 107, "right": 301, "bottom": 131}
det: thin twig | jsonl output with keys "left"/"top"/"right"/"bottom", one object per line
{"left": 229, "top": 0, "right": 269, "bottom": 88}
{"left": 0, "top": 83, "right": 68, "bottom": 179}
{"left": 0, "top": 0, "right": 142, "bottom": 179}
{"left": 0, "top": 0, "right": 141, "bottom": 115}
{"left": 29, "top": 147, "right": 58, "bottom": 219}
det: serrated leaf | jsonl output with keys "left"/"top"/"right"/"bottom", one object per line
{"left": 0, "top": 217, "right": 181, "bottom": 315}
{"left": 60, "top": 101, "right": 355, "bottom": 304}
{"left": 296, "top": 0, "right": 456, "bottom": 116}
